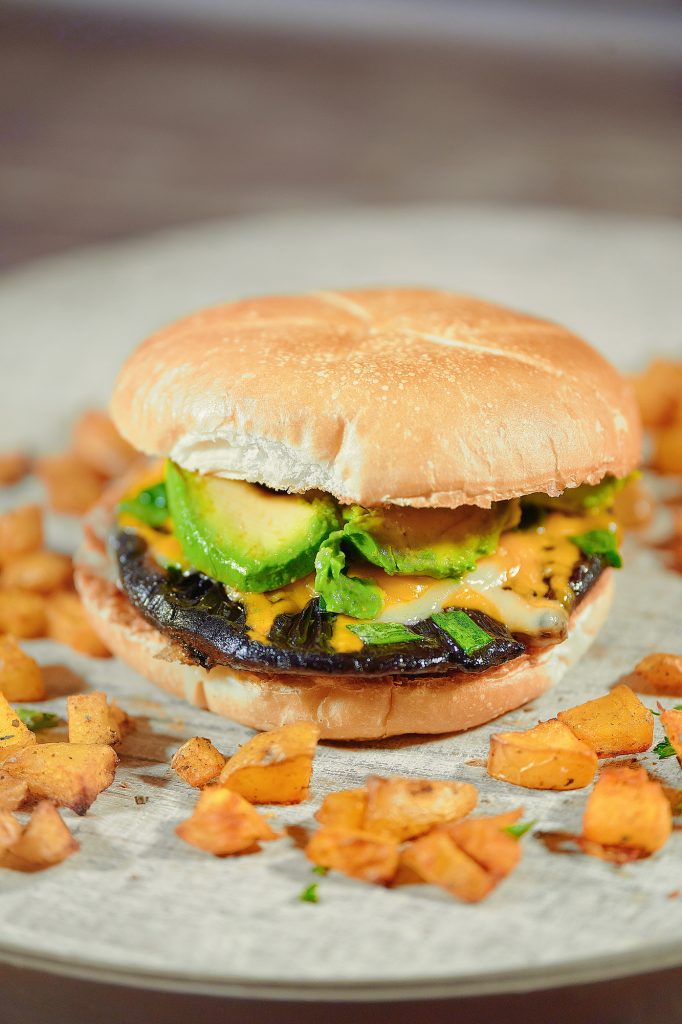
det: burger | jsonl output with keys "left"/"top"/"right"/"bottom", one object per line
{"left": 75, "top": 288, "right": 641, "bottom": 740}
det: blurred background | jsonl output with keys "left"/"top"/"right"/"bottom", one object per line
{"left": 2, "top": 0, "right": 681, "bottom": 271}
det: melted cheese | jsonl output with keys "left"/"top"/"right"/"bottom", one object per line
{"left": 118, "top": 466, "right": 617, "bottom": 651}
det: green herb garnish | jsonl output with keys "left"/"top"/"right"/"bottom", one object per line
{"left": 16, "top": 708, "right": 60, "bottom": 732}
{"left": 432, "top": 610, "right": 492, "bottom": 654}
{"left": 504, "top": 819, "right": 537, "bottom": 839}
{"left": 654, "top": 739, "right": 677, "bottom": 759}
{"left": 569, "top": 528, "right": 623, "bottom": 568}
{"left": 119, "top": 482, "right": 169, "bottom": 528}
{"left": 347, "top": 621, "right": 421, "bottom": 646}
{"left": 299, "top": 883, "right": 320, "bottom": 903}
{"left": 312, "top": 865, "right": 329, "bottom": 876}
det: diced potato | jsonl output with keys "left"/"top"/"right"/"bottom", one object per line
{"left": 582, "top": 763, "right": 672, "bottom": 856}
{"left": 631, "top": 653, "right": 682, "bottom": 696}
{"left": 488, "top": 719, "right": 598, "bottom": 790}
{"left": 219, "top": 723, "right": 319, "bottom": 804}
{"left": 631, "top": 360, "right": 682, "bottom": 428}
{"left": 67, "top": 692, "right": 125, "bottom": 745}
{"left": 1, "top": 742, "right": 117, "bottom": 815}
{"left": 1, "top": 551, "right": 72, "bottom": 594}
{"left": 0, "top": 693, "right": 37, "bottom": 759}
{"left": 362, "top": 775, "right": 478, "bottom": 842}
{"left": 401, "top": 831, "right": 495, "bottom": 903}
{"left": 0, "top": 773, "right": 28, "bottom": 812}
{"left": 660, "top": 707, "right": 682, "bottom": 765}
{"left": 612, "top": 476, "right": 655, "bottom": 530}
{"left": 0, "top": 589, "right": 47, "bottom": 638}
{"left": 0, "top": 810, "right": 22, "bottom": 852}
{"left": 0, "top": 505, "right": 43, "bottom": 565}
{"left": 46, "top": 591, "right": 111, "bottom": 658}
{"left": 440, "top": 809, "right": 524, "bottom": 881}
{"left": 5, "top": 800, "right": 79, "bottom": 871}
{"left": 0, "top": 636, "right": 46, "bottom": 702}
{"left": 172, "top": 737, "right": 226, "bottom": 788}
{"left": 305, "top": 826, "right": 399, "bottom": 885}
{"left": 176, "top": 787, "right": 279, "bottom": 856}
{"left": 0, "top": 453, "right": 31, "bottom": 487}
{"left": 557, "top": 684, "right": 653, "bottom": 757}
{"left": 72, "top": 409, "right": 137, "bottom": 479}
{"left": 36, "top": 453, "right": 104, "bottom": 515}
{"left": 315, "top": 788, "right": 368, "bottom": 830}
{"left": 652, "top": 425, "right": 682, "bottom": 476}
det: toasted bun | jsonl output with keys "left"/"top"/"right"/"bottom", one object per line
{"left": 75, "top": 535, "right": 613, "bottom": 741}
{"left": 111, "top": 288, "right": 641, "bottom": 508}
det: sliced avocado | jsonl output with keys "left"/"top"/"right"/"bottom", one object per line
{"left": 340, "top": 500, "right": 520, "bottom": 580}
{"left": 522, "top": 474, "right": 635, "bottom": 514}
{"left": 165, "top": 462, "right": 340, "bottom": 592}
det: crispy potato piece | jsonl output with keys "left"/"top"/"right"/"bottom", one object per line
{"left": 631, "top": 360, "right": 682, "bottom": 428}
{"left": 582, "top": 763, "right": 672, "bottom": 856}
{"left": 612, "top": 476, "right": 655, "bottom": 530}
{"left": 219, "top": 722, "right": 319, "bottom": 804}
{"left": 401, "top": 831, "right": 495, "bottom": 903}
{"left": 315, "top": 788, "right": 368, "bottom": 830}
{"left": 36, "top": 453, "right": 104, "bottom": 515}
{"left": 652, "top": 425, "right": 682, "bottom": 476}
{"left": 1, "top": 551, "right": 72, "bottom": 594}
{"left": 0, "top": 453, "right": 31, "bottom": 487}
{"left": 305, "top": 826, "right": 399, "bottom": 885}
{"left": 176, "top": 787, "right": 279, "bottom": 856}
{"left": 439, "top": 809, "right": 524, "bottom": 881}
{"left": 5, "top": 800, "right": 79, "bottom": 871}
{"left": 0, "top": 693, "right": 37, "bottom": 759}
{"left": 172, "top": 737, "right": 226, "bottom": 788}
{"left": 1, "top": 742, "right": 117, "bottom": 815}
{"left": 0, "top": 636, "right": 46, "bottom": 701}
{"left": 0, "top": 589, "right": 47, "bottom": 638}
{"left": 0, "top": 810, "right": 22, "bottom": 852}
{"left": 67, "top": 691, "right": 126, "bottom": 745}
{"left": 488, "top": 719, "right": 598, "bottom": 790}
{"left": 0, "top": 773, "right": 28, "bottom": 811}
{"left": 0, "top": 505, "right": 43, "bottom": 566}
{"left": 72, "top": 410, "right": 137, "bottom": 479}
{"left": 631, "top": 653, "right": 682, "bottom": 696}
{"left": 660, "top": 707, "right": 682, "bottom": 765}
{"left": 557, "top": 684, "right": 653, "bottom": 757}
{"left": 46, "top": 591, "right": 111, "bottom": 658}
{"left": 108, "top": 699, "right": 134, "bottom": 739}
{"left": 362, "top": 776, "right": 478, "bottom": 842}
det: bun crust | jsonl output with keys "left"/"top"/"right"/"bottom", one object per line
{"left": 75, "top": 547, "right": 613, "bottom": 741}
{"left": 111, "top": 288, "right": 641, "bottom": 508}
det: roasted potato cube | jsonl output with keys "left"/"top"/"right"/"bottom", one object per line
{"left": 72, "top": 409, "right": 137, "bottom": 479}
{"left": 219, "top": 722, "right": 319, "bottom": 804}
{"left": 36, "top": 453, "right": 104, "bottom": 516}
{"left": 176, "top": 787, "right": 279, "bottom": 856}
{"left": 5, "top": 800, "right": 79, "bottom": 871}
{"left": 1, "top": 742, "right": 117, "bottom": 815}
{"left": 440, "top": 809, "right": 524, "bottom": 881}
{"left": 0, "top": 693, "right": 37, "bottom": 759}
{"left": 0, "top": 505, "right": 43, "bottom": 566}
{"left": 362, "top": 776, "right": 478, "bottom": 842}
{"left": 0, "top": 453, "right": 30, "bottom": 487}
{"left": 488, "top": 719, "right": 598, "bottom": 790}
{"left": 652, "top": 425, "right": 682, "bottom": 476}
{"left": 0, "top": 589, "right": 47, "bottom": 638}
{"left": 0, "top": 773, "right": 28, "bottom": 812}
{"left": 46, "top": 592, "right": 111, "bottom": 658}
{"left": 1, "top": 551, "right": 72, "bottom": 594}
{"left": 315, "top": 788, "right": 368, "bottom": 830}
{"left": 67, "top": 692, "right": 125, "bottom": 745}
{"left": 557, "top": 684, "right": 653, "bottom": 757}
{"left": 0, "top": 810, "right": 22, "bottom": 852}
{"left": 0, "top": 636, "right": 46, "bottom": 702}
{"left": 582, "top": 763, "right": 672, "bottom": 856}
{"left": 631, "top": 653, "right": 682, "bottom": 696}
{"left": 660, "top": 707, "right": 682, "bottom": 765}
{"left": 172, "top": 737, "right": 226, "bottom": 788}
{"left": 631, "top": 359, "right": 682, "bottom": 428}
{"left": 305, "top": 826, "right": 399, "bottom": 885}
{"left": 401, "top": 831, "right": 495, "bottom": 903}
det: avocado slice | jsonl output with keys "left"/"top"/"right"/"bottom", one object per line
{"left": 165, "top": 462, "right": 340, "bottom": 592}
{"left": 340, "top": 500, "right": 520, "bottom": 580}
